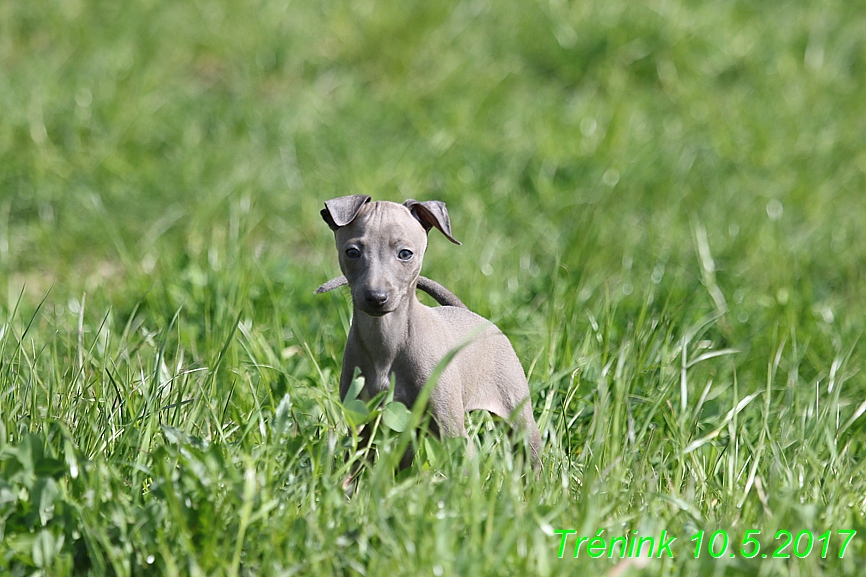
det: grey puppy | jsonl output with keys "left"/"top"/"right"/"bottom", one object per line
{"left": 319, "top": 195, "right": 541, "bottom": 468}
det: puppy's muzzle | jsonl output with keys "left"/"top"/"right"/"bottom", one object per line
{"left": 360, "top": 289, "right": 391, "bottom": 315}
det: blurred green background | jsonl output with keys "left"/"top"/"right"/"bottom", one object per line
{"left": 2, "top": 0, "right": 866, "bottom": 575}
{"left": 3, "top": 0, "right": 864, "bottom": 327}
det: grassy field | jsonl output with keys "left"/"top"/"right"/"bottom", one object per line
{"left": 2, "top": 0, "right": 866, "bottom": 575}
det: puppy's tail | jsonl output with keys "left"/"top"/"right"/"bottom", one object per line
{"left": 415, "top": 276, "right": 467, "bottom": 309}
{"left": 314, "top": 276, "right": 349, "bottom": 295}
{"left": 315, "top": 275, "right": 467, "bottom": 309}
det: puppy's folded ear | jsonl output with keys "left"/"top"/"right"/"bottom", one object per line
{"left": 321, "top": 195, "right": 372, "bottom": 231}
{"left": 403, "top": 199, "right": 461, "bottom": 245}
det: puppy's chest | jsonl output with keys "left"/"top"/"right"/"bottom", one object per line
{"left": 359, "top": 355, "right": 429, "bottom": 405}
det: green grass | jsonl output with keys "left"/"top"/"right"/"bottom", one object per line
{"left": 2, "top": 0, "right": 866, "bottom": 575}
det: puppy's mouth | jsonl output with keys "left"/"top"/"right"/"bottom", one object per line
{"left": 352, "top": 288, "right": 400, "bottom": 317}
{"left": 355, "top": 302, "right": 397, "bottom": 317}
{"left": 360, "top": 309, "right": 391, "bottom": 318}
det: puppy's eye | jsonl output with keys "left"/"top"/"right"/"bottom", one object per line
{"left": 398, "top": 249, "right": 413, "bottom": 261}
{"left": 346, "top": 247, "right": 361, "bottom": 259}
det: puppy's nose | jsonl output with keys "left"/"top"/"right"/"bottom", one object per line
{"left": 364, "top": 290, "right": 389, "bottom": 307}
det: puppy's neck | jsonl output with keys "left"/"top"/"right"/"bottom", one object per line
{"left": 352, "top": 295, "right": 420, "bottom": 362}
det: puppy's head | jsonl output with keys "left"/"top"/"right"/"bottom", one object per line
{"left": 321, "top": 196, "right": 460, "bottom": 317}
